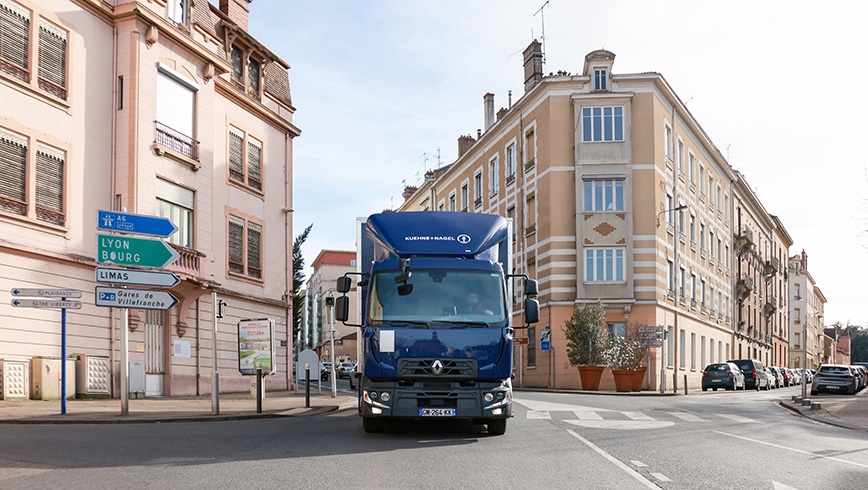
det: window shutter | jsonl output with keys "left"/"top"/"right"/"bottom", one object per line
{"left": 248, "top": 58, "right": 259, "bottom": 94}
{"left": 35, "top": 142, "right": 64, "bottom": 225}
{"left": 230, "top": 45, "right": 243, "bottom": 85}
{"left": 228, "top": 127, "right": 244, "bottom": 182}
{"left": 247, "top": 222, "right": 261, "bottom": 279}
{"left": 37, "top": 18, "right": 66, "bottom": 99}
{"left": 247, "top": 137, "right": 261, "bottom": 190}
{"left": 0, "top": 0, "right": 30, "bottom": 82}
{"left": 0, "top": 127, "right": 27, "bottom": 215}
{"left": 228, "top": 215, "right": 244, "bottom": 274}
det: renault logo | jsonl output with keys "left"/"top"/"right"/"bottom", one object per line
{"left": 457, "top": 234, "right": 471, "bottom": 244}
{"left": 432, "top": 359, "right": 444, "bottom": 375}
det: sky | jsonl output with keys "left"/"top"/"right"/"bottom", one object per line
{"left": 235, "top": 1, "right": 868, "bottom": 326}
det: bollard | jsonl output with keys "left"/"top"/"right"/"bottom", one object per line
{"left": 305, "top": 363, "right": 311, "bottom": 408}
{"left": 811, "top": 402, "right": 821, "bottom": 410}
{"left": 801, "top": 399, "right": 811, "bottom": 406}
{"left": 794, "top": 396, "right": 802, "bottom": 404}
{"left": 673, "top": 373, "right": 678, "bottom": 393}
{"left": 684, "top": 374, "right": 688, "bottom": 395}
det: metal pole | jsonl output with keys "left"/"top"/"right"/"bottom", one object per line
{"left": 256, "top": 368, "right": 262, "bottom": 414}
{"left": 212, "top": 291, "right": 220, "bottom": 414}
{"left": 801, "top": 321, "right": 807, "bottom": 399}
{"left": 684, "top": 374, "right": 687, "bottom": 395}
{"left": 61, "top": 297, "right": 67, "bottom": 415}
{"left": 329, "top": 297, "right": 337, "bottom": 398}
{"left": 305, "top": 363, "right": 310, "bottom": 408}
{"left": 121, "top": 307, "right": 129, "bottom": 415}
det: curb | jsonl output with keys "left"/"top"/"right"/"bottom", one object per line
{"left": 776, "top": 400, "right": 866, "bottom": 432}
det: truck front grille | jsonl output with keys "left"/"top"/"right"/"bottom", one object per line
{"left": 397, "top": 358, "right": 477, "bottom": 379}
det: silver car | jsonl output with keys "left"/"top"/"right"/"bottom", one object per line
{"left": 811, "top": 364, "right": 858, "bottom": 395}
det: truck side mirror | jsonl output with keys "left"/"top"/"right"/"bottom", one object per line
{"left": 524, "top": 279, "right": 538, "bottom": 296}
{"left": 524, "top": 298, "right": 539, "bottom": 324}
{"left": 336, "top": 276, "right": 352, "bottom": 293}
{"left": 335, "top": 296, "right": 350, "bottom": 322}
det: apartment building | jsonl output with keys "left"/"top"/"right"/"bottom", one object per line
{"left": 302, "top": 250, "right": 359, "bottom": 363}
{"left": 398, "top": 41, "right": 794, "bottom": 391}
{"left": 788, "top": 251, "right": 827, "bottom": 369}
{"left": 0, "top": 0, "right": 299, "bottom": 398}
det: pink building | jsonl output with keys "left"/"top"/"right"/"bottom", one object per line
{"left": 0, "top": 0, "right": 299, "bottom": 398}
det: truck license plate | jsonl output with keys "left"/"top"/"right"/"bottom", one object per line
{"left": 419, "top": 408, "right": 456, "bottom": 417}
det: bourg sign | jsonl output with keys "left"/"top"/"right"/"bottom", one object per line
{"left": 96, "top": 234, "right": 180, "bottom": 269}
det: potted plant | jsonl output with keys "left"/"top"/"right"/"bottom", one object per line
{"left": 564, "top": 301, "right": 607, "bottom": 390}
{"left": 604, "top": 335, "right": 638, "bottom": 392}
{"left": 624, "top": 322, "right": 651, "bottom": 391}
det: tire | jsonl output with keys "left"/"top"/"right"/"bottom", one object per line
{"left": 363, "top": 417, "right": 385, "bottom": 433}
{"left": 488, "top": 418, "right": 507, "bottom": 436}
{"left": 732, "top": 380, "right": 738, "bottom": 391}
{"left": 702, "top": 387, "right": 708, "bottom": 392}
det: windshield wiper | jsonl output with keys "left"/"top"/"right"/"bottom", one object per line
{"left": 432, "top": 320, "right": 490, "bottom": 328}
{"left": 379, "top": 320, "right": 430, "bottom": 328}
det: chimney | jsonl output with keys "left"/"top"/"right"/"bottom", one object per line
{"left": 458, "top": 134, "right": 476, "bottom": 158}
{"left": 402, "top": 185, "right": 418, "bottom": 201}
{"left": 801, "top": 249, "right": 808, "bottom": 270}
{"left": 496, "top": 107, "right": 508, "bottom": 121}
{"left": 523, "top": 40, "right": 543, "bottom": 92}
{"left": 220, "top": 0, "right": 251, "bottom": 31}
{"left": 483, "top": 93, "right": 495, "bottom": 131}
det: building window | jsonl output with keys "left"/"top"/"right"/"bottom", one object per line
{"left": 489, "top": 156, "right": 499, "bottom": 196}
{"left": 664, "top": 124, "right": 672, "bottom": 163}
{"left": 607, "top": 322, "right": 625, "bottom": 338}
{"left": 667, "top": 326, "right": 675, "bottom": 368}
{"left": 583, "top": 178, "right": 624, "bottom": 212}
{"left": 0, "top": 1, "right": 70, "bottom": 101}
{"left": 585, "top": 248, "right": 624, "bottom": 282}
{"left": 473, "top": 172, "right": 483, "bottom": 206}
{"left": 0, "top": 127, "right": 65, "bottom": 226}
{"left": 228, "top": 214, "right": 263, "bottom": 280}
{"left": 505, "top": 143, "right": 516, "bottom": 182}
{"left": 527, "top": 326, "right": 536, "bottom": 367}
{"left": 699, "top": 166, "right": 706, "bottom": 198}
{"left": 691, "top": 332, "right": 696, "bottom": 370}
{"left": 594, "top": 68, "right": 607, "bottom": 90}
{"left": 230, "top": 44, "right": 261, "bottom": 98}
{"left": 689, "top": 153, "right": 696, "bottom": 185}
{"left": 166, "top": 0, "right": 188, "bottom": 25}
{"left": 680, "top": 329, "right": 687, "bottom": 368}
{"left": 155, "top": 66, "right": 198, "bottom": 161}
{"left": 582, "top": 106, "right": 624, "bottom": 142}
{"left": 228, "top": 125, "right": 262, "bottom": 192}
{"left": 461, "top": 184, "right": 469, "bottom": 211}
{"left": 677, "top": 140, "right": 684, "bottom": 175}
{"left": 449, "top": 193, "right": 456, "bottom": 212}
{"left": 689, "top": 214, "right": 696, "bottom": 248}
{"left": 709, "top": 337, "right": 714, "bottom": 364}
{"left": 507, "top": 206, "right": 516, "bottom": 242}
{"left": 156, "top": 178, "right": 193, "bottom": 249}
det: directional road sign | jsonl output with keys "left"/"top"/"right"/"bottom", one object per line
{"left": 97, "top": 234, "right": 180, "bottom": 269}
{"left": 11, "top": 288, "right": 82, "bottom": 298}
{"left": 11, "top": 299, "right": 82, "bottom": 309}
{"left": 95, "top": 267, "right": 180, "bottom": 287}
{"left": 95, "top": 286, "right": 178, "bottom": 310}
{"left": 97, "top": 210, "right": 177, "bottom": 238}
{"left": 514, "top": 337, "right": 529, "bottom": 345}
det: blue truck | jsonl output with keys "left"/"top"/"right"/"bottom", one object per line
{"left": 335, "top": 211, "right": 539, "bottom": 435}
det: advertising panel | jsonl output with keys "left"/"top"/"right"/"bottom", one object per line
{"left": 238, "top": 318, "right": 276, "bottom": 375}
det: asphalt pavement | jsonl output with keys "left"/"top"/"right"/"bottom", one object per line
{"left": 1, "top": 386, "right": 865, "bottom": 431}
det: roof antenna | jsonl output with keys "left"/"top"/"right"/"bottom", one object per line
{"left": 534, "top": 1, "right": 550, "bottom": 65}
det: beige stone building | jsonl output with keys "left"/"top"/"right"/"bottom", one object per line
{"left": 303, "top": 250, "right": 359, "bottom": 364}
{"left": 788, "top": 251, "right": 827, "bottom": 369}
{"left": 398, "top": 41, "right": 796, "bottom": 391}
{"left": 0, "top": 0, "right": 299, "bottom": 398}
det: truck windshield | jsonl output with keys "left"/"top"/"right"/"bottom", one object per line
{"left": 368, "top": 269, "right": 506, "bottom": 326}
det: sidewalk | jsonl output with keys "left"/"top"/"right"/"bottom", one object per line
{"left": 0, "top": 390, "right": 359, "bottom": 424}
{"left": 777, "top": 390, "right": 868, "bottom": 432}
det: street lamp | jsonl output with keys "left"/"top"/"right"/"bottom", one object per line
{"left": 656, "top": 203, "right": 687, "bottom": 394}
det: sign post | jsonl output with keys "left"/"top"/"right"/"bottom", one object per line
{"left": 10, "top": 288, "right": 82, "bottom": 414}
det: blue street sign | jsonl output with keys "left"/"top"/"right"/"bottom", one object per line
{"left": 541, "top": 341, "right": 550, "bottom": 351}
{"left": 97, "top": 210, "right": 177, "bottom": 238}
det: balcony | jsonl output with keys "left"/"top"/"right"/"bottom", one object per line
{"left": 764, "top": 257, "right": 780, "bottom": 277}
{"left": 167, "top": 244, "right": 203, "bottom": 276}
{"left": 474, "top": 197, "right": 482, "bottom": 207}
{"left": 506, "top": 174, "right": 516, "bottom": 185}
{"left": 735, "top": 228, "right": 754, "bottom": 254}
{"left": 736, "top": 274, "right": 754, "bottom": 299}
{"left": 764, "top": 301, "right": 777, "bottom": 317}
{"left": 155, "top": 121, "right": 200, "bottom": 161}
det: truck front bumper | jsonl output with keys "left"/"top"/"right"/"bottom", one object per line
{"left": 360, "top": 380, "right": 512, "bottom": 420}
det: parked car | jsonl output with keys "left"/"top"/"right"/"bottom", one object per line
{"left": 766, "top": 367, "right": 781, "bottom": 389}
{"left": 811, "top": 364, "right": 858, "bottom": 395}
{"left": 729, "top": 359, "right": 768, "bottom": 390}
{"left": 850, "top": 365, "right": 867, "bottom": 391}
{"left": 320, "top": 362, "right": 331, "bottom": 381}
{"left": 702, "top": 362, "right": 745, "bottom": 391}
{"left": 337, "top": 361, "right": 355, "bottom": 379}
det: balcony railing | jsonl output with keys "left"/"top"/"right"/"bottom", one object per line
{"left": 0, "top": 59, "right": 30, "bottom": 83}
{"left": 155, "top": 121, "right": 199, "bottom": 161}
{"left": 167, "top": 244, "right": 202, "bottom": 275}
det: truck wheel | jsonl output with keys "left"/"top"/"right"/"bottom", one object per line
{"left": 363, "top": 417, "right": 384, "bottom": 433}
{"left": 487, "top": 419, "right": 507, "bottom": 436}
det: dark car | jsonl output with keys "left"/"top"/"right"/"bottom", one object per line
{"left": 811, "top": 364, "right": 858, "bottom": 395}
{"left": 702, "top": 362, "right": 745, "bottom": 391}
{"left": 728, "top": 359, "right": 768, "bottom": 390}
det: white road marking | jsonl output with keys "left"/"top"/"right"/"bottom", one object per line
{"left": 573, "top": 410, "right": 604, "bottom": 420}
{"left": 631, "top": 460, "right": 648, "bottom": 467}
{"left": 526, "top": 411, "right": 551, "bottom": 420}
{"left": 668, "top": 412, "right": 709, "bottom": 422}
{"left": 715, "top": 413, "right": 759, "bottom": 424}
{"left": 512, "top": 398, "right": 613, "bottom": 413}
{"left": 565, "top": 419, "right": 674, "bottom": 430}
{"left": 566, "top": 430, "right": 660, "bottom": 489}
{"left": 650, "top": 472, "right": 671, "bottom": 482}
{"left": 623, "top": 411, "right": 655, "bottom": 421}
{"left": 715, "top": 431, "right": 868, "bottom": 470}
{"left": 772, "top": 481, "right": 801, "bottom": 490}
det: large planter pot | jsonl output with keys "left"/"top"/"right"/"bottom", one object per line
{"left": 632, "top": 366, "right": 647, "bottom": 392}
{"left": 578, "top": 365, "right": 605, "bottom": 391}
{"left": 612, "top": 369, "right": 635, "bottom": 392}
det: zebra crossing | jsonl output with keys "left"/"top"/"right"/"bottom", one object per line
{"left": 513, "top": 399, "right": 761, "bottom": 430}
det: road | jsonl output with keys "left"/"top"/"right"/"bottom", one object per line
{"left": 1, "top": 384, "right": 865, "bottom": 490}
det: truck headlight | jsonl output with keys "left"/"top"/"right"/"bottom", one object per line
{"left": 484, "top": 393, "right": 495, "bottom": 403}
{"left": 380, "top": 392, "right": 391, "bottom": 402}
